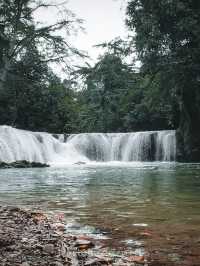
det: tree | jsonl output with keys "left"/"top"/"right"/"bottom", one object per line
{"left": 76, "top": 52, "right": 135, "bottom": 132}
{"left": 126, "top": 0, "right": 200, "bottom": 162}
{"left": 0, "top": 0, "right": 84, "bottom": 133}
{"left": 0, "top": 42, "right": 80, "bottom": 133}
{"left": 0, "top": 0, "right": 82, "bottom": 91}
{"left": 74, "top": 45, "right": 176, "bottom": 133}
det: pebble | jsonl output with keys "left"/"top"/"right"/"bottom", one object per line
{"left": 21, "top": 262, "right": 30, "bottom": 266}
{"left": 85, "top": 256, "right": 113, "bottom": 265}
{"left": 43, "top": 244, "right": 55, "bottom": 254}
{"left": 0, "top": 206, "right": 152, "bottom": 266}
{"left": 75, "top": 239, "right": 95, "bottom": 250}
{"left": 51, "top": 223, "right": 66, "bottom": 231}
{"left": 51, "top": 262, "right": 64, "bottom": 266}
{"left": 126, "top": 255, "right": 145, "bottom": 263}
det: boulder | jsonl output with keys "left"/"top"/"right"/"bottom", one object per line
{"left": 0, "top": 160, "right": 49, "bottom": 169}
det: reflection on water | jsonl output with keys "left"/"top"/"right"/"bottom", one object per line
{"left": 0, "top": 162, "right": 200, "bottom": 237}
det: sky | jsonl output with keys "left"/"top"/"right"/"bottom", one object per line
{"left": 67, "top": 0, "right": 128, "bottom": 61}
{"left": 34, "top": 0, "right": 128, "bottom": 73}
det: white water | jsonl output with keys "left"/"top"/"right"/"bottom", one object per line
{"left": 0, "top": 126, "right": 176, "bottom": 165}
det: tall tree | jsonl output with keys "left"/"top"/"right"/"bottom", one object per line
{"left": 0, "top": 43, "right": 80, "bottom": 133}
{"left": 74, "top": 47, "right": 176, "bottom": 133}
{"left": 0, "top": 0, "right": 84, "bottom": 133}
{"left": 76, "top": 52, "right": 135, "bottom": 132}
{"left": 0, "top": 0, "right": 82, "bottom": 91}
{"left": 126, "top": 0, "right": 200, "bottom": 162}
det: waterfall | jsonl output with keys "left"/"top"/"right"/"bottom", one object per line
{"left": 0, "top": 126, "right": 176, "bottom": 164}
{"left": 67, "top": 131, "right": 176, "bottom": 162}
{"left": 0, "top": 126, "right": 88, "bottom": 164}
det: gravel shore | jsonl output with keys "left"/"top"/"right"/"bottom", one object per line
{"left": 0, "top": 206, "right": 199, "bottom": 266}
{"left": 0, "top": 206, "right": 148, "bottom": 266}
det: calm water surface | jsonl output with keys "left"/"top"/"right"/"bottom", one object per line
{"left": 0, "top": 162, "right": 200, "bottom": 240}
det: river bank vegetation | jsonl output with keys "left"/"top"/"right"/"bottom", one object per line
{"left": 0, "top": 0, "right": 199, "bottom": 162}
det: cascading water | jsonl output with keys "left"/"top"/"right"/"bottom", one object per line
{"left": 0, "top": 126, "right": 88, "bottom": 164}
{"left": 0, "top": 126, "right": 176, "bottom": 164}
{"left": 67, "top": 131, "right": 176, "bottom": 162}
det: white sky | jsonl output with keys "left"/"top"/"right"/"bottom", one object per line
{"left": 34, "top": 0, "right": 128, "bottom": 76}
{"left": 67, "top": 0, "right": 127, "bottom": 61}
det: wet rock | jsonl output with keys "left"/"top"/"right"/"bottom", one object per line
{"left": 74, "top": 161, "right": 86, "bottom": 165}
{"left": 77, "top": 235, "right": 94, "bottom": 241}
{"left": 51, "top": 222, "right": 66, "bottom": 231}
{"left": 54, "top": 213, "right": 65, "bottom": 222}
{"left": 1, "top": 205, "right": 191, "bottom": 266}
{"left": 139, "top": 231, "right": 152, "bottom": 237}
{"left": 0, "top": 237, "right": 13, "bottom": 247}
{"left": 0, "top": 160, "right": 49, "bottom": 169}
{"left": 85, "top": 255, "right": 113, "bottom": 265}
{"left": 168, "top": 253, "right": 181, "bottom": 262}
{"left": 126, "top": 255, "right": 145, "bottom": 263}
{"left": 43, "top": 244, "right": 55, "bottom": 254}
{"left": 75, "top": 239, "right": 95, "bottom": 250}
{"left": 21, "top": 262, "right": 30, "bottom": 266}
{"left": 50, "top": 262, "right": 64, "bottom": 266}
{"left": 32, "top": 212, "right": 47, "bottom": 223}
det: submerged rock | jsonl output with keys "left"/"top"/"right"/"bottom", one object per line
{"left": 74, "top": 161, "right": 86, "bottom": 165}
{"left": 0, "top": 160, "right": 49, "bottom": 169}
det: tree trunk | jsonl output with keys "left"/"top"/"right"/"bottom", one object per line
{"left": 0, "top": 59, "right": 10, "bottom": 91}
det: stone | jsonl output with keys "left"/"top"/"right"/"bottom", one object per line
{"left": 74, "top": 161, "right": 86, "bottom": 165}
{"left": 0, "top": 237, "right": 13, "bottom": 247}
{"left": 139, "top": 231, "right": 152, "bottom": 237}
{"left": 75, "top": 239, "right": 94, "bottom": 250}
{"left": 85, "top": 256, "right": 113, "bottom": 265}
{"left": 51, "top": 262, "right": 63, "bottom": 266}
{"left": 77, "top": 235, "right": 93, "bottom": 241}
{"left": 0, "top": 160, "right": 49, "bottom": 169}
{"left": 51, "top": 223, "right": 66, "bottom": 231}
{"left": 126, "top": 255, "right": 145, "bottom": 263}
{"left": 21, "top": 263, "right": 30, "bottom": 266}
{"left": 43, "top": 244, "right": 55, "bottom": 254}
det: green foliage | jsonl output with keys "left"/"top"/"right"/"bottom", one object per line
{"left": 126, "top": 0, "right": 200, "bottom": 161}
{"left": 0, "top": 0, "right": 182, "bottom": 137}
{"left": 0, "top": 43, "right": 79, "bottom": 133}
{"left": 75, "top": 50, "right": 177, "bottom": 133}
{"left": 0, "top": 0, "right": 83, "bottom": 133}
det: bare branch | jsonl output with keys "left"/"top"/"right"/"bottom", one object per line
{"left": 23, "top": 1, "right": 69, "bottom": 17}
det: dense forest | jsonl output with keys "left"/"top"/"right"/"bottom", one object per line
{"left": 0, "top": 0, "right": 199, "bottom": 162}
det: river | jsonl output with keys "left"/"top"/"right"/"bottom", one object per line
{"left": 0, "top": 162, "right": 200, "bottom": 245}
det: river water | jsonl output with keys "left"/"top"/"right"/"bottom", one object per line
{"left": 0, "top": 162, "right": 200, "bottom": 242}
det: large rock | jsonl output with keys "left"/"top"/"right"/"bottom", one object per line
{"left": 0, "top": 160, "right": 49, "bottom": 169}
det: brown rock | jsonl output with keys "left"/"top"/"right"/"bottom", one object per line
{"left": 75, "top": 239, "right": 94, "bottom": 250}
{"left": 126, "top": 255, "right": 145, "bottom": 263}
{"left": 139, "top": 231, "right": 152, "bottom": 237}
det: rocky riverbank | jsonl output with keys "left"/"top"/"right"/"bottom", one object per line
{"left": 0, "top": 161, "right": 49, "bottom": 169}
{"left": 0, "top": 206, "right": 149, "bottom": 266}
{"left": 0, "top": 206, "right": 199, "bottom": 266}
